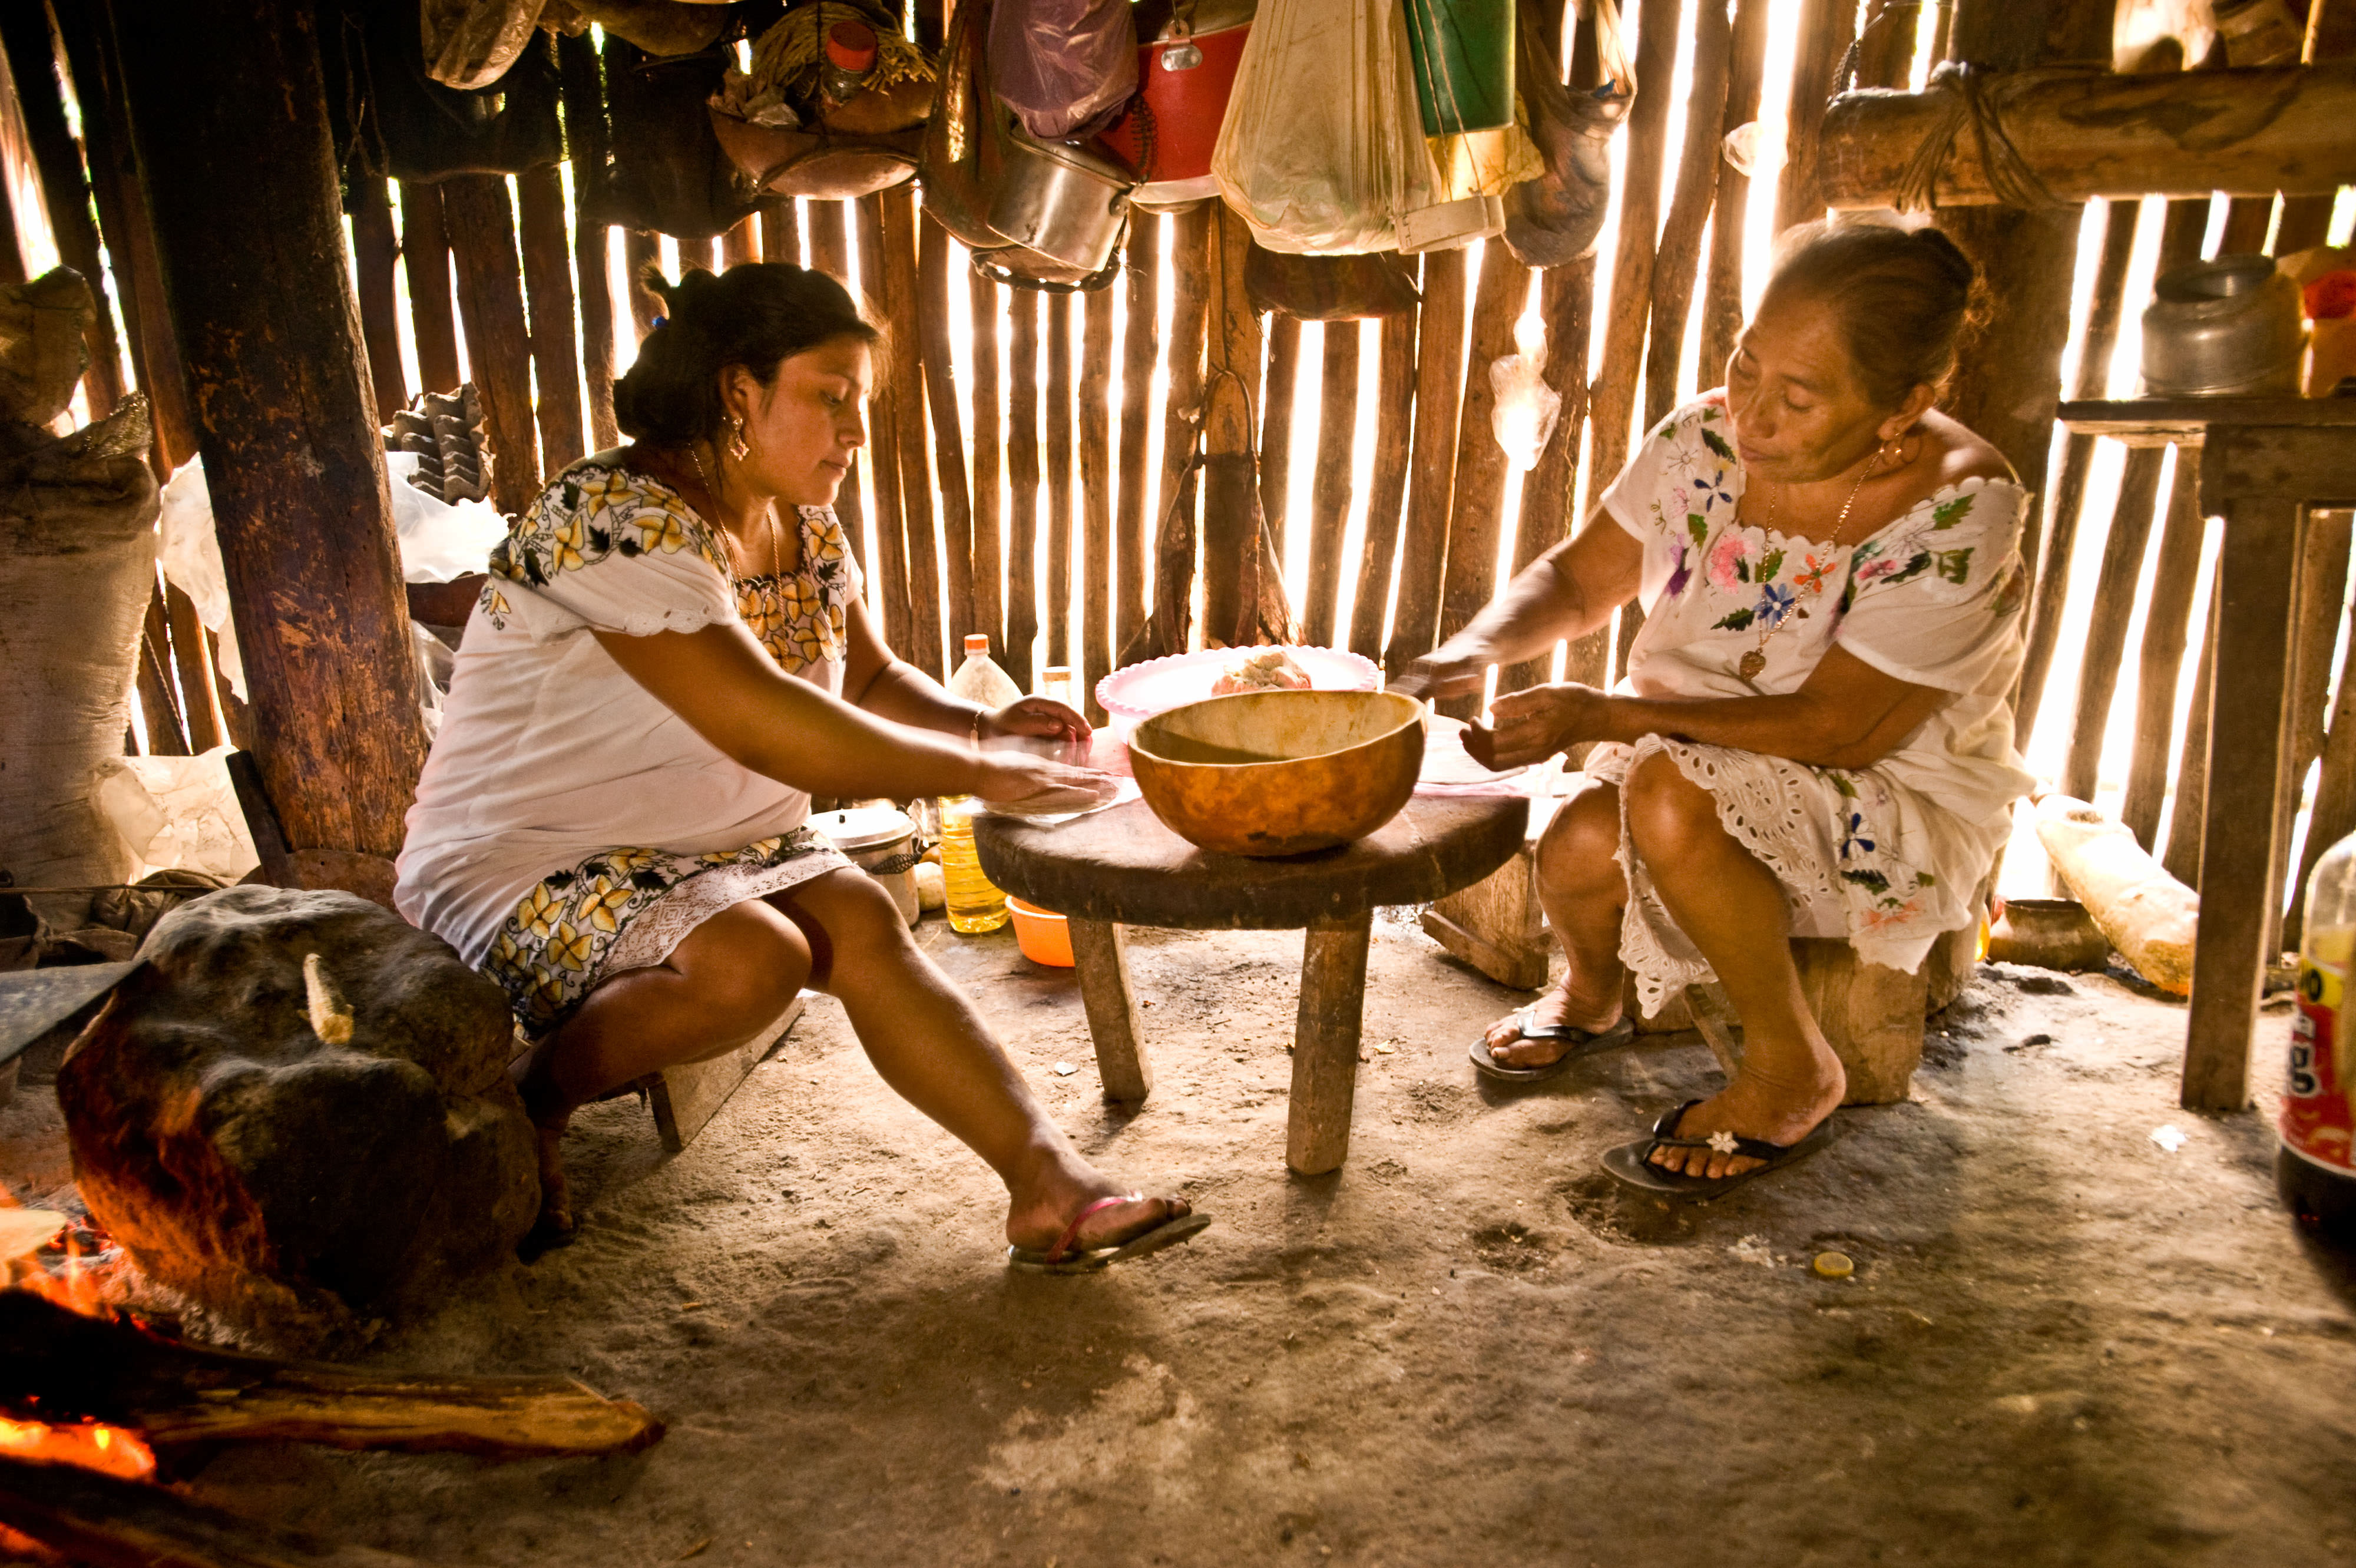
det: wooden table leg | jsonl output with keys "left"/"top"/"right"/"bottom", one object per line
{"left": 2185, "top": 486, "right": 2302, "bottom": 1113}
{"left": 1286, "top": 911, "right": 1374, "bottom": 1175}
{"left": 1068, "top": 919, "right": 1153, "bottom": 1103}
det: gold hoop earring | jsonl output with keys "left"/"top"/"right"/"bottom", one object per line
{"left": 727, "top": 416, "right": 750, "bottom": 463}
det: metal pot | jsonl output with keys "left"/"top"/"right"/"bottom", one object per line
{"left": 2142, "top": 254, "right": 2306, "bottom": 398}
{"left": 812, "top": 805, "right": 922, "bottom": 927}
{"left": 1100, "top": 0, "right": 1256, "bottom": 211}
{"left": 987, "top": 128, "right": 1134, "bottom": 274}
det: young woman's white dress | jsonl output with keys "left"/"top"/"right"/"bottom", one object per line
{"left": 1586, "top": 395, "right": 2036, "bottom": 1016}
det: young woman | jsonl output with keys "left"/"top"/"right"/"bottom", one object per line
{"left": 396, "top": 264, "right": 1205, "bottom": 1268}
{"left": 1396, "top": 220, "right": 2032, "bottom": 1197}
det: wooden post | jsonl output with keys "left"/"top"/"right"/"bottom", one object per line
{"left": 1203, "top": 206, "right": 1268, "bottom": 647}
{"left": 1504, "top": 253, "right": 1597, "bottom": 696}
{"left": 762, "top": 200, "right": 802, "bottom": 267}
{"left": 517, "top": 164, "right": 585, "bottom": 473}
{"left": 1116, "top": 220, "right": 1160, "bottom": 661}
{"left": 1855, "top": 0, "right": 1920, "bottom": 88}
{"left": 134, "top": 584, "right": 189, "bottom": 756}
{"left": 1007, "top": 289, "right": 1042, "bottom": 690}
{"left": 441, "top": 173, "right": 542, "bottom": 515}
{"left": 1259, "top": 312, "right": 1302, "bottom": 555}
{"left": 115, "top": 0, "right": 423, "bottom": 859}
{"left": 622, "top": 227, "right": 663, "bottom": 338}
{"left": 809, "top": 199, "right": 851, "bottom": 282}
{"left": 2279, "top": 8, "right": 2356, "bottom": 252}
{"left": 1699, "top": 0, "right": 1774, "bottom": 381}
{"left": 1304, "top": 321, "right": 1360, "bottom": 648}
{"left": 1773, "top": 0, "right": 1858, "bottom": 231}
{"left": 856, "top": 193, "right": 914, "bottom": 659}
{"left": 722, "top": 214, "right": 759, "bottom": 267}
{"left": 879, "top": 187, "right": 941, "bottom": 681}
{"left": 1045, "top": 292, "right": 1077, "bottom": 669}
{"left": 1144, "top": 204, "right": 1213, "bottom": 663}
{"left": 1435, "top": 248, "right": 1531, "bottom": 720}
{"left": 2161, "top": 562, "right": 2218, "bottom": 888}
{"left": 918, "top": 212, "right": 974, "bottom": 648}
{"left": 1285, "top": 911, "right": 1373, "bottom": 1176}
{"left": 2059, "top": 444, "right": 2167, "bottom": 803}
{"left": 349, "top": 176, "right": 408, "bottom": 425}
{"left": 2295, "top": 561, "right": 2356, "bottom": 929}
{"left": 1643, "top": 0, "right": 1733, "bottom": 431}
{"left": 969, "top": 268, "right": 1005, "bottom": 658}
{"left": 1080, "top": 286, "right": 1114, "bottom": 721}
{"left": 556, "top": 31, "right": 616, "bottom": 449}
{"left": 1587, "top": 0, "right": 1681, "bottom": 495}
{"left": 1349, "top": 309, "right": 1418, "bottom": 666}
{"left": 2015, "top": 199, "right": 2140, "bottom": 742}
{"left": 1070, "top": 919, "right": 1151, "bottom": 1102}
{"left": 2119, "top": 449, "right": 2206, "bottom": 851}
{"left": 399, "top": 182, "right": 464, "bottom": 395}
{"left": 0, "top": 0, "right": 125, "bottom": 412}
{"left": 2277, "top": 508, "right": 2352, "bottom": 950}
{"left": 1383, "top": 247, "right": 1467, "bottom": 677}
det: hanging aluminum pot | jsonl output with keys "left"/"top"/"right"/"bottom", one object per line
{"left": 987, "top": 128, "right": 1135, "bottom": 273}
{"left": 2142, "top": 254, "right": 2305, "bottom": 398}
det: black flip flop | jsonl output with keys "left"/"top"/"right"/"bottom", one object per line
{"left": 1470, "top": 1009, "right": 1635, "bottom": 1083}
{"left": 1601, "top": 1099, "right": 1837, "bottom": 1202}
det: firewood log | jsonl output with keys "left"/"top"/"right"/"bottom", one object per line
{"left": 2034, "top": 795, "right": 2198, "bottom": 995}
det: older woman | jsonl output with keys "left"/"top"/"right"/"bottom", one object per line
{"left": 1396, "top": 220, "right": 2031, "bottom": 1197}
{"left": 396, "top": 264, "right": 1205, "bottom": 1268}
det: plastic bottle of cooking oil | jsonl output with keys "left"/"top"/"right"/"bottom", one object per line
{"left": 2285, "top": 829, "right": 2356, "bottom": 1242}
{"left": 938, "top": 636, "right": 1019, "bottom": 934}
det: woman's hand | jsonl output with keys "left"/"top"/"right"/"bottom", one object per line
{"left": 1388, "top": 643, "right": 1495, "bottom": 702}
{"left": 1465, "top": 683, "right": 1613, "bottom": 770}
{"left": 973, "top": 750, "right": 1119, "bottom": 816}
{"left": 982, "top": 696, "right": 1092, "bottom": 764}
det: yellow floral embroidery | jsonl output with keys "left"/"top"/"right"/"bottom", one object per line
{"left": 548, "top": 923, "right": 595, "bottom": 973}
{"left": 519, "top": 883, "right": 566, "bottom": 940}
{"left": 577, "top": 878, "right": 632, "bottom": 934}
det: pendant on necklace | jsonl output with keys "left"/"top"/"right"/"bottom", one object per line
{"left": 1737, "top": 649, "right": 1767, "bottom": 680}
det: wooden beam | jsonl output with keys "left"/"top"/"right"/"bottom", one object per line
{"left": 517, "top": 163, "right": 585, "bottom": 473}
{"left": 1140, "top": 203, "right": 1212, "bottom": 664}
{"left": 397, "top": 181, "right": 462, "bottom": 396}
{"left": 1383, "top": 247, "right": 1466, "bottom": 676}
{"left": 2060, "top": 445, "right": 2166, "bottom": 802}
{"left": 1259, "top": 312, "right": 1301, "bottom": 555}
{"left": 1644, "top": 0, "right": 1733, "bottom": 430}
{"left": 1046, "top": 291, "right": 1076, "bottom": 667}
{"left": 762, "top": 199, "right": 801, "bottom": 267}
{"left": 348, "top": 176, "right": 408, "bottom": 425}
{"left": 555, "top": 32, "right": 617, "bottom": 449}
{"left": 918, "top": 211, "right": 974, "bottom": 649}
{"left": 2278, "top": 507, "right": 2353, "bottom": 950}
{"left": 1820, "top": 62, "right": 2356, "bottom": 209}
{"left": 1007, "top": 288, "right": 1042, "bottom": 689}
{"left": 970, "top": 265, "right": 1005, "bottom": 659}
{"left": 722, "top": 214, "right": 759, "bottom": 267}
{"left": 1587, "top": 0, "right": 1682, "bottom": 493}
{"left": 1304, "top": 321, "right": 1360, "bottom": 647}
{"left": 1699, "top": 0, "right": 1774, "bottom": 411}
{"left": 856, "top": 193, "right": 914, "bottom": 659}
{"left": 1203, "top": 204, "right": 1272, "bottom": 647}
{"left": 886, "top": 187, "right": 945, "bottom": 683}
{"left": 1115, "top": 219, "right": 1159, "bottom": 660}
{"left": 1855, "top": 0, "right": 1920, "bottom": 89}
{"left": 135, "top": 581, "right": 190, "bottom": 756}
{"left": 2119, "top": 450, "right": 2206, "bottom": 851}
{"left": 115, "top": 0, "right": 423, "bottom": 858}
{"left": 621, "top": 227, "right": 663, "bottom": 338}
{"left": 1349, "top": 309, "right": 1418, "bottom": 666}
{"left": 1774, "top": 0, "right": 1857, "bottom": 231}
{"left": 808, "top": 199, "right": 851, "bottom": 282}
{"left": 1435, "top": 248, "right": 1530, "bottom": 720}
{"left": 2161, "top": 560, "right": 2218, "bottom": 888}
{"left": 441, "top": 173, "right": 542, "bottom": 515}
{"left": 1504, "top": 253, "right": 1597, "bottom": 696}
{"left": 1080, "top": 284, "right": 1114, "bottom": 719}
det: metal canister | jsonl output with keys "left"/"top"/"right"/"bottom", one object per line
{"left": 2141, "top": 254, "right": 2306, "bottom": 398}
{"left": 813, "top": 805, "right": 922, "bottom": 927}
{"left": 986, "top": 129, "right": 1135, "bottom": 273}
{"left": 1098, "top": 0, "right": 1256, "bottom": 211}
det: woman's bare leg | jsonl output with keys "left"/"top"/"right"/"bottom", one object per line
{"left": 773, "top": 869, "right": 1187, "bottom": 1253}
{"left": 1481, "top": 780, "right": 1630, "bottom": 1068}
{"left": 1621, "top": 750, "right": 1845, "bottom": 1178}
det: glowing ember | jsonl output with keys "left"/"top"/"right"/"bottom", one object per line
{"left": 0, "top": 1417, "right": 155, "bottom": 1481}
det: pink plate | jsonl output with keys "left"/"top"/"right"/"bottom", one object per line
{"left": 1095, "top": 646, "right": 1381, "bottom": 729}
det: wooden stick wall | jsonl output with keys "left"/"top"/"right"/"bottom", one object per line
{"left": 8, "top": 0, "right": 2355, "bottom": 945}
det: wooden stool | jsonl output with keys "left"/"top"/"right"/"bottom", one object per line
{"left": 975, "top": 793, "right": 1527, "bottom": 1174}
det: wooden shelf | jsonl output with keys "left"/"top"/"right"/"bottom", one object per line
{"left": 2059, "top": 397, "right": 2356, "bottom": 443}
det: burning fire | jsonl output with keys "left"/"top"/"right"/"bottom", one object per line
{"left": 1, "top": 1189, "right": 154, "bottom": 1481}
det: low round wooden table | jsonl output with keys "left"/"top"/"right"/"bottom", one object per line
{"left": 975, "top": 791, "right": 1528, "bottom": 1175}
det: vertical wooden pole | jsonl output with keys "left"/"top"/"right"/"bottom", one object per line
{"left": 2119, "top": 449, "right": 2207, "bottom": 850}
{"left": 623, "top": 228, "right": 664, "bottom": 337}
{"left": 2276, "top": 508, "right": 2353, "bottom": 950}
{"left": 969, "top": 267, "right": 1005, "bottom": 658}
{"left": 2294, "top": 566, "right": 2356, "bottom": 928}
{"left": 556, "top": 31, "right": 616, "bottom": 448}
{"left": 134, "top": 586, "right": 189, "bottom": 756}
{"left": 441, "top": 173, "right": 542, "bottom": 515}
{"left": 1855, "top": 0, "right": 1921, "bottom": 88}
{"left": 2161, "top": 564, "right": 2218, "bottom": 889}
{"left": 809, "top": 199, "right": 851, "bottom": 282}
{"left": 762, "top": 200, "right": 802, "bottom": 267}
{"left": 856, "top": 193, "right": 914, "bottom": 659}
{"left": 876, "top": 187, "right": 940, "bottom": 680}
{"left": 1384, "top": 248, "right": 1467, "bottom": 677}
{"left": 399, "top": 182, "right": 464, "bottom": 395}
{"left": 517, "top": 164, "right": 585, "bottom": 474}
{"left": 1773, "top": 0, "right": 1858, "bottom": 231}
{"left": 1504, "top": 254, "right": 1598, "bottom": 697}
{"left": 349, "top": 176, "right": 408, "bottom": 425}
{"left": 1643, "top": 0, "right": 1733, "bottom": 433}
{"left": 2216, "top": 197, "right": 2275, "bottom": 257}
{"left": 1285, "top": 911, "right": 1374, "bottom": 1176}
{"left": 1080, "top": 286, "right": 1115, "bottom": 720}
{"left": 1007, "top": 291, "right": 1042, "bottom": 690}
{"left": 0, "top": 0, "right": 125, "bottom": 411}
{"left": 1303, "top": 321, "right": 1360, "bottom": 649}
{"left": 116, "top": 0, "right": 423, "bottom": 858}
{"left": 1259, "top": 313, "right": 1302, "bottom": 555}
{"left": 1146, "top": 205, "right": 1213, "bottom": 663}
{"left": 1203, "top": 205, "right": 1267, "bottom": 647}
{"left": 1349, "top": 310, "right": 1419, "bottom": 666}
{"left": 2059, "top": 445, "right": 2166, "bottom": 804}
{"left": 1699, "top": 0, "right": 1772, "bottom": 384}
{"left": 1069, "top": 919, "right": 1153, "bottom": 1101}
{"left": 1115, "top": 220, "right": 1159, "bottom": 662}
{"left": 1045, "top": 292, "right": 1076, "bottom": 667}
{"left": 722, "top": 215, "right": 760, "bottom": 267}
{"left": 1435, "top": 250, "right": 1531, "bottom": 720}
{"left": 918, "top": 213, "right": 974, "bottom": 649}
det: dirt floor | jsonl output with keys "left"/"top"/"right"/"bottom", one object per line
{"left": 8, "top": 912, "right": 2356, "bottom": 1567}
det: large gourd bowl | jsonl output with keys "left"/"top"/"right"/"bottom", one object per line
{"left": 1127, "top": 690, "right": 1427, "bottom": 857}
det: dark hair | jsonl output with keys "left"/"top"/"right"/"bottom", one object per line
{"left": 1759, "top": 219, "right": 1990, "bottom": 409}
{"left": 611, "top": 262, "right": 879, "bottom": 447}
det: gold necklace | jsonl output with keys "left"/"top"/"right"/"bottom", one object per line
{"left": 1736, "top": 445, "right": 1885, "bottom": 682}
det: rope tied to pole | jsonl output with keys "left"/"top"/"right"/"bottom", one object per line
{"left": 1892, "top": 61, "right": 2069, "bottom": 213}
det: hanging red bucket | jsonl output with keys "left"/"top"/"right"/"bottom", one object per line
{"left": 1098, "top": 0, "right": 1255, "bottom": 211}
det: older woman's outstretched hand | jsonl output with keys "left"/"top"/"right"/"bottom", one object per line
{"left": 1388, "top": 647, "right": 1490, "bottom": 702}
{"left": 1465, "top": 683, "right": 1610, "bottom": 771}
{"left": 974, "top": 750, "right": 1120, "bottom": 816}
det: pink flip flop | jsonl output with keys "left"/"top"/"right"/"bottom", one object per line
{"left": 1005, "top": 1192, "right": 1214, "bottom": 1275}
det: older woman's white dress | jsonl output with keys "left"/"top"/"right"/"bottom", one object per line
{"left": 1586, "top": 395, "right": 2036, "bottom": 1017}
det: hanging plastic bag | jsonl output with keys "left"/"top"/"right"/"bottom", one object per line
{"left": 385, "top": 452, "right": 508, "bottom": 583}
{"left": 1213, "top": 0, "right": 1504, "bottom": 255}
{"left": 157, "top": 458, "right": 245, "bottom": 702}
{"left": 989, "top": 0, "right": 1139, "bottom": 141}
{"left": 1502, "top": 0, "right": 1633, "bottom": 269}
{"left": 91, "top": 747, "right": 260, "bottom": 884}
{"left": 1490, "top": 312, "right": 1561, "bottom": 470}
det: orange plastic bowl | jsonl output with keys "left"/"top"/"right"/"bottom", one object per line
{"left": 1008, "top": 897, "right": 1075, "bottom": 967}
